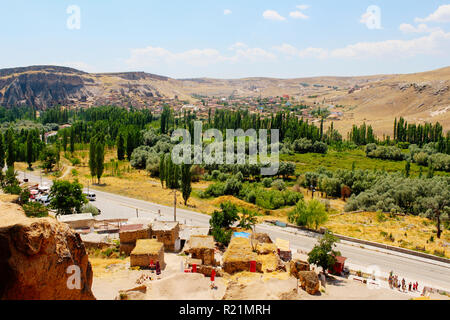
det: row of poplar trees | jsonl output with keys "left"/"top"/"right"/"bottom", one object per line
{"left": 159, "top": 153, "right": 192, "bottom": 206}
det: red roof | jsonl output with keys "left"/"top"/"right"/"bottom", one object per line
{"left": 335, "top": 256, "right": 347, "bottom": 264}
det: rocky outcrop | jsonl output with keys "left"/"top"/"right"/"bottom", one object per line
{"left": 289, "top": 259, "right": 310, "bottom": 278}
{"left": 297, "top": 271, "right": 320, "bottom": 295}
{"left": 0, "top": 201, "right": 95, "bottom": 300}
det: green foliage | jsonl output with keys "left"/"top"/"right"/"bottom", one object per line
{"left": 288, "top": 199, "right": 328, "bottom": 230}
{"left": 117, "top": 133, "right": 125, "bottom": 160}
{"left": 365, "top": 144, "right": 405, "bottom": 161}
{"left": 81, "top": 203, "right": 100, "bottom": 216}
{"left": 50, "top": 180, "right": 88, "bottom": 215}
{"left": 262, "top": 177, "right": 273, "bottom": 188}
{"left": 307, "top": 231, "right": 341, "bottom": 273}
{"left": 210, "top": 201, "right": 239, "bottom": 229}
{"left": 211, "top": 227, "right": 232, "bottom": 246}
{"left": 210, "top": 201, "right": 238, "bottom": 246}
{"left": 181, "top": 163, "right": 192, "bottom": 205}
{"left": 40, "top": 146, "right": 57, "bottom": 172}
{"left": 271, "top": 179, "right": 286, "bottom": 191}
{"left": 23, "top": 202, "right": 49, "bottom": 218}
{"left": 238, "top": 209, "right": 258, "bottom": 230}
{"left": 1, "top": 167, "right": 21, "bottom": 194}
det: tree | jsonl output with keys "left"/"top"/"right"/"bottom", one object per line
{"left": 238, "top": 208, "right": 257, "bottom": 230}
{"left": 69, "top": 128, "right": 75, "bottom": 153}
{"left": 423, "top": 189, "right": 449, "bottom": 239}
{"left": 6, "top": 128, "right": 15, "bottom": 168}
{"left": 288, "top": 199, "right": 328, "bottom": 230}
{"left": 181, "top": 163, "right": 192, "bottom": 205}
{"left": 159, "top": 153, "right": 166, "bottom": 188}
{"left": 307, "top": 231, "right": 341, "bottom": 274}
{"left": 89, "top": 139, "right": 97, "bottom": 182}
{"left": 50, "top": 180, "right": 87, "bottom": 215}
{"left": 341, "top": 185, "right": 351, "bottom": 201}
{"left": 95, "top": 140, "right": 105, "bottom": 184}
{"left": 117, "top": 133, "right": 125, "bottom": 160}
{"left": 40, "top": 147, "right": 57, "bottom": 172}
{"left": 210, "top": 201, "right": 239, "bottom": 230}
{"left": 26, "top": 131, "right": 34, "bottom": 169}
{"left": 0, "top": 132, "right": 5, "bottom": 169}
{"left": 405, "top": 161, "right": 411, "bottom": 178}
{"left": 210, "top": 201, "right": 239, "bottom": 246}
{"left": 55, "top": 140, "right": 61, "bottom": 169}
{"left": 1, "top": 167, "right": 21, "bottom": 194}
{"left": 62, "top": 129, "right": 68, "bottom": 152}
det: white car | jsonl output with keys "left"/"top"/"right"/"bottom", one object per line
{"left": 84, "top": 192, "right": 96, "bottom": 201}
{"left": 39, "top": 195, "right": 51, "bottom": 206}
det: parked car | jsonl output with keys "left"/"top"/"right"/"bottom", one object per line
{"left": 83, "top": 192, "right": 96, "bottom": 201}
{"left": 39, "top": 195, "right": 52, "bottom": 206}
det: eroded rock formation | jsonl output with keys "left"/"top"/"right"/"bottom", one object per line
{"left": 0, "top": 201, "right": 95, "bottom": 300}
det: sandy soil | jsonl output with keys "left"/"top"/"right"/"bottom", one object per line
{"left": 90, "top": 253, "right": 448, "bottom": 300}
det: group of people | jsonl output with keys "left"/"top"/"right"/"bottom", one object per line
{"left": 389, "top": 271, "right": 419, "bottom": 293}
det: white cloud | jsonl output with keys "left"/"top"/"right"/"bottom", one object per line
{"left": 274, "top": 30, "right": 450, "bottom": 60}
{"left": 126, "top": 44, "right": 276, "bottom": 69}
{"left": 263, "top": 10, "right": 286, "bottom": 21}
{"left": 224, "top": 9, "right": 232, "bottom": 15}
{"left": 273, "top": 44, "right": 327, "bottom": 59}
{"left": 399, "top": 23, "right": 440, "bottom": 34}
{"left": 289, "top": 11, "right": 309, "bottom": 19}
{"left": 228, "top": 42, "right": 248, "bottom": 50}
{"left": 290, "top": 4, "right": 310, "bottom": 19}
{"left": 415, "top": 4, "right": 450, "bottom": 23}
{"left": 296, "top": 5, "right": 310, "bottom": 10}
{"left": 273, "top": 43, "right": 299, "bottom": 56}
{"left": 330, "top": 30, "right": 450, "bottom": 58}
{"left": 126, "top": 47, "right": 224, "bottom": 68}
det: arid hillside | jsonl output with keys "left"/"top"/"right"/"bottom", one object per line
{"left": 0, "top": 65, "right": 449, "bottom": 135}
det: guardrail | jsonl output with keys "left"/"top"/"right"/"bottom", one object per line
{"left": 266, "top": 220, "right": 450, "bottom": 265}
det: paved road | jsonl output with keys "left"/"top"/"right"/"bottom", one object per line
{"left": 20, "top": 171, "right": 450, "bottom": 291}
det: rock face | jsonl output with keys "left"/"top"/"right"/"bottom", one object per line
{"left": 297, "top": 271, "right": 320, "bottom": 295}
{"left": 289, "top": 259, "right": 310, "bottom": 278}
{"left": 0, "top": 201, "right": 95, "bottom": 300}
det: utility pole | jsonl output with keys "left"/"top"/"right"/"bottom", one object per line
{"left": 172, "top": 190, "right": 177, "bottom": 222}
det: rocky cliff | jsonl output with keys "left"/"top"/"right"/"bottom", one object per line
{"left": 0, "top": 201, "right": 95, "bottom": 300}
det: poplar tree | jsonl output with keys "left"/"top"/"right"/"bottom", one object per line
{"left": 181, "top": 163, "right": 192, "bottom": 205}
{"left": 117, "top": 133, "right": 125, "bottom": 160}
{"left": 26, "top": 131, "right": 33, "bottom": 169}
{"left": 95, "top": 140, "right": 105, "bottom": 184}
{"left": 0, "top": 132, "right": 5, "bottom": 169}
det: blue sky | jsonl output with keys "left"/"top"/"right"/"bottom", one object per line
{"left": 0, "top": 1, "right": 449, "bottom": 78}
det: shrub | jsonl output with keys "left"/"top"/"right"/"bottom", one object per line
{"left": 262, "top": 178, "right": 273, "bottom": 188}
{"left": 82, "top": 203, "right": 100, "bottom": 216}
{"left": 23, "top": 202, "right": 49, "bottom": 218}
{"left": 271, "top": 179, "right": 286, "bottom": 191}
{"left": 288, "top": 199, "right": 328, "bottom": 229}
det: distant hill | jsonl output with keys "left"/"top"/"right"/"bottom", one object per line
{"left": 0, "top": 65, "right": 449, "bottom": 135}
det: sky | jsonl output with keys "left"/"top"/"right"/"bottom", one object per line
{"left": 0, "top": 0, "right": 449, "bottom": 79}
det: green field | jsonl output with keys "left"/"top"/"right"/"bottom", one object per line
{"left": 280, "top": 148, "right": 449, "bottom": 176}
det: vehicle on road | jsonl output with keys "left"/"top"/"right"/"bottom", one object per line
{"left": 39, "top": 195, "right": 52, "bottom": 206}
{"left": 83, "top": 191, "right": 96, "bottom": 201}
